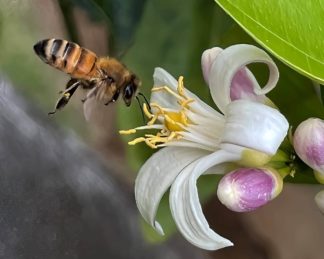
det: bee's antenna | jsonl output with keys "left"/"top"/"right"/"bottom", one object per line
{"left": 138, "top": 92, "right": 151, "bottom": 112}
{"left": 135, "top": 95, "right": 145, "bottom": 124}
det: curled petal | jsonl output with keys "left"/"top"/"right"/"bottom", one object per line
{"left": 169, "top": 150, "right": 240, "bottom": 250}
{"left": 208, "top": 44, "right": 279, "bottom": 113}
{"left": 222, "top": 100, "right": 289, "bottom": 155}
{"left": 135, "top": 146, "right": 209, "bottom": 235}
{"left": 230, "top": 68, "right": 274, "bottom": 106}
{"left": 201, "top": 47, "right": 223, "bottom": 84}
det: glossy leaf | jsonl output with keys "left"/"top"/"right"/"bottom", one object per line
{"left": 215, "top": 0, "right": 324, "bottom": 83}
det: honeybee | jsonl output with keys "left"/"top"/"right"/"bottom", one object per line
{"left": 33, "top": 38, "right": 142, "bottom": 115}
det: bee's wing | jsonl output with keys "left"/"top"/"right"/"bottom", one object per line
{"left": 83, "top": 93, "right": 119, "bottom": 123}
{"left": 83, "top": 81, "right": 115, "bottom": 121}
{"left": 83, "top": 94, "right": 98, "bottom": 121}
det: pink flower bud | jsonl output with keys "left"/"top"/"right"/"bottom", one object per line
{"left": 217, "top": 168, "right": 283, "bottom": 212}
{"left": 293, "top": 118, "right": 324, "bottom": 178}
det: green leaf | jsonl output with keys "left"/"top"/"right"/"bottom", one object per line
{"left": 215, "top": 0, "right": 324, "bottom": 84}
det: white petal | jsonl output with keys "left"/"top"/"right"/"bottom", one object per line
{"left": 152, "top": 67, "right": 221, "bottom": 117}
{"left": 135, "top": 146, "right": 209, "bottom": 235}
{"left": 151, "top": 67, "right": 179, "bottom": 110}
{"left": 169, "top": 150, "right": 240, "bottom": 250}
{"left": 163, "top": 140, "right": 216, "bottom": 152}
{"left": 208, "top": 44, "right": 279, "bottom": 113}
{"left": 153, "top": 67, "right": 179, "bottom": 90}
{"left": 222, "top": 100, "right": 289, "bottom": 155}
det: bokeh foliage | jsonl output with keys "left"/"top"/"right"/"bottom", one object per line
{"left": 58, "top": 0, "right": 147, "bottom": 55}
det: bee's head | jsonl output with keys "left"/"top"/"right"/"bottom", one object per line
{"left": 123, "top": 74, "right": 140, "bottom": 106}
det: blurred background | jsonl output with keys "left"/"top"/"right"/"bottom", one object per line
{"left": 0, "top": 0, "right": 323, "bottom": 258}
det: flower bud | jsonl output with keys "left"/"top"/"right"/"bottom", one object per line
{"left": 293, "top": 118, "right": 324, "bottom": 178}
{"left": 217, "top": 168, "right": 283, "bottom": 212}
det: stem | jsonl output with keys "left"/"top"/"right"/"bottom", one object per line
{"left": 270, "top": 149, "right": 290, "bottom": 163}
{"left": 278, "top": 167, "right": 293, "bottom": 179}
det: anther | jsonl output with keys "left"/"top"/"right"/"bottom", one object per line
{"left": 128, "top": 137, "right": 146, "bottom": 145}
{"left": 119, "top": 129, "right": 137, "bottom": 135}
{"left": 177, "top": 76, "right": 185, "bottom": 97}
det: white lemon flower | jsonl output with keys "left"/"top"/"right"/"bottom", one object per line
{"left": 120, "top": 44, "right": 289, "bottom": 250}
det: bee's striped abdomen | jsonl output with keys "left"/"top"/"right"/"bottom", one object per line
{"left": 33, "top": 39, "right": 98, "bottom": 79}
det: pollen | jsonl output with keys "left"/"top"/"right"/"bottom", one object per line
{"left": 120, "top": 76, "right": 194, "bottom": 149}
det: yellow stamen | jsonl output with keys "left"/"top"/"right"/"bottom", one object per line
{"left": 177, "top": 76, "right": 185, "bottom": 97}
{"left": 147, "top": 115, "right": 159, "bottom": 126}
{"left": 143, "top": 103, "right": 153, "bottom": 119}
{"left": 150, "top": 103, "right": 165, "bottom": 113}
{"left": 145, "top": 139, "right": 158, "bottom": 149}
{"left": 119, "top": 129, "right": 137, "bottom": 135}
{"left": 167, "top": 131, "right": 177, "bottom": 141}
{"left": 179, "top": 98, "right": 195, "bottom": 108}
{"left": 128, "top": 137, "right": 146, "bottom": 145}
{"left": 152, "top": 86, "right": 183, "bottom": 100}
{"left": 181, "top": 111, "right": 188, "bottom": 125}
{"left": 150, "top": 137, "right": 169, "bottom": 144}
{"left": 147, "top": 103, "right": 165, "bottom": 125}
{"left": 120, "top": 76, "right": 194, "bottom": 149}
{"left": 165, "top": 112, "right": 188, "bottom": 131}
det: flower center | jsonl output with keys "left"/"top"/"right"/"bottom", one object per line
{"left": 119, "top": 76, "right": 194, "bottom": 149}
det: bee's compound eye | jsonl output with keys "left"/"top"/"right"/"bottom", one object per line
{"left": 124, "top": 84, "right": 134, "bottom": 99}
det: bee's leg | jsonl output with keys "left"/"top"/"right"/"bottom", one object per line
{"left": 81, "top": 79, "right": 99, "bottom": 103}
{"left": 58, "top": 78, "right": 79, "bottom": 94}
{"left": 105, "top": 90, "right": 120, "bottom": 105}
{"left": 48, "top": 81, "right": 80, "bottom": 115}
